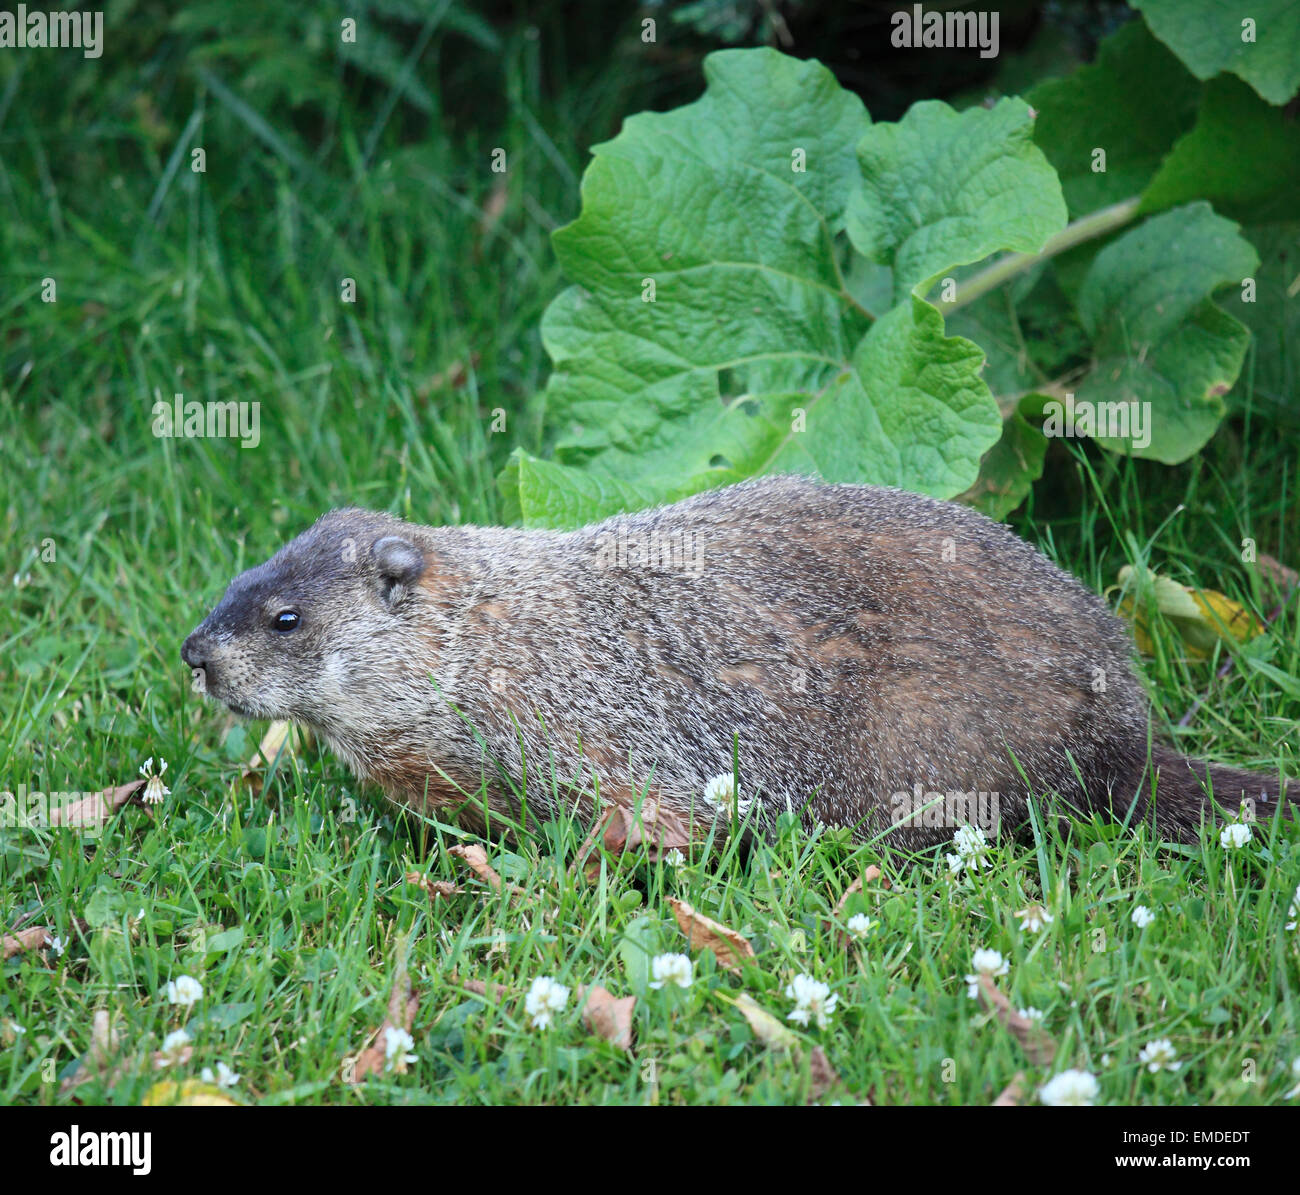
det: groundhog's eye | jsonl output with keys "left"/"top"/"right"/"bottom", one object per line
{"left": 272, "top": 610, "right": 300, "bottom": 633}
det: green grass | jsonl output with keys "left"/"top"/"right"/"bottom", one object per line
{"left": 3, "top": 18, "right": 1300, "bottom": 1107}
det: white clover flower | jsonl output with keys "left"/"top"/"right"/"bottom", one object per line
{"left": 1138, "top": 1038, "right": 1182, "bottom": 1073}
{"left": 846, "top": 913, "right": 877, "bottom": 939}
{"left": 200, "top": 1061, "right": 241, "bottom": 1088}
{"left": 1131, "top": 905, "right": 1156, "bottom": 929}
{"left": 945, "top": 852, "right": 966, "bottom": 877}
{"left": 138, "top": 757, "right": 170, "bottom": 805}
{"left": 1039, "top": 1069, "right": 1100, "bottom": 1106}
{"left": 158, "top": 1028, "right": 191, "bottom": 1064}
{"left": 1220, "top": 822, "right": 1252, "bottom": 849}
{"left": 964, "top": 948, "right": 1010, "bottom": 998}
{"left": 952, "top": 823, "right": 990, "bottom": 865}
{"left": 649, "top": 952, "right": 694, "bottom": 990}
{"left": 524, "top": 976, "right": 570, "bottom": 1030}
{"left": 1015, "top": 905, "right": 1053, "bottom": 933}
{"left": 1285, "top": 885, "right": 1299, "bottom": 932}
{"left": 663, "top": 849, "right": 686, "bottom": 868}
{"left": 164, "top": 975, "right": 203, "bottom": 1006}
{"left": 1018, "top": 1007, "right": 1046, "bottom": 1023}
{"left": 703, "top": 772, "right": 752, "bottom": 818}
{"left": 784, "top": 974, "right": 838, "bottom": 1029}
{"left": 382, "top": 1026, "right": 417, "bottom": 1072}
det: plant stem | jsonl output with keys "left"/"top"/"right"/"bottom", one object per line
{"left": 936, "top": 197, "right": 1142, "bottom": 314}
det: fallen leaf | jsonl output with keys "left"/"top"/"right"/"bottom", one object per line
{"left": 479, "top": 180, "right": 509, "bottom": 238}
{"left": 1256, "top": 553, "right": 1299, "bottom": 604}
{"left": 347, "top": 946, "right": 419, "bottom": 1084}
{"left": 577, "top": 984, "right": 636, "bottom": 1051}
{"left": 2, "top": 925, "right": 52, "bottom": 959}
{"left": 829, "top": 865, "right": 891, "bottom": 942}
{"left": 668, "top": 898, "right": 755, "bottom": 971}
{"left": 448, "top": 844, "right": 524, "bottom": 895}
{"left": 404, "top": 871, "right": 463, "bottom": 899}
{"left": 721, "top": 992, "right": 798, "bottom": 1051}
{"left": 143, "top": 1079, "right": 239, "bottom": 1106}
{"left": 48, "top": 779, "right": 145, "bottom": 830}
{"left": 242, "top": 719, "right": 307, "bottom": 784}
{"left": 456, "top": 976, "right": 506, "bottom": 1001}
{"left": 992, "top": 1071, "right": 1027, "bottom": 1106}
{"left": 578, "top": 792, "right": 696, "bottom": 880}
{"left": 977, "top": 975, "right": 1056, "bottom": 1066}
{"left": 1117, "top": 565, "right": 1263, "bottom": 658}
{"left": 808, "top": 1045, "right": 839, "bottom": 1102}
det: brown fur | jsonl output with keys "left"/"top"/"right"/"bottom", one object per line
{"left": 182, "top": 476, "right": 1293, "bottom": 849}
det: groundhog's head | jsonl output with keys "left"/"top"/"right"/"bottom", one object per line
{"left": 182, "top": 509, "right": 430, "bottom": 732}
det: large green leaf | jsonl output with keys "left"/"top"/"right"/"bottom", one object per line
{"left": 1133, "top": 0, "right": 1300, "bottom": 105}
{"left": 1028, "top": 20, "right": 1201, "bottom": 218}
{"left": 1220, "top": 222, "right": 1300, "bottom": 410}
{"left": 1073, "top": 203, "right": 1259, "bottom": 463}
{"left": 847, "top": 97, "right": 1067, "bottom": 303}
{"left": 1140, "top": 76, "right": 1300, "bottom": 223}
{"left": 502, "top": 49, "right": 1049, "bottom": 528}
{"left": 958, "top": 410, "right": 1049, "bottom": 521}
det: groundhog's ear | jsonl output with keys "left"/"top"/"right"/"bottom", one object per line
{"left": 372, "top": 535, "right": 425, "bottom": 604}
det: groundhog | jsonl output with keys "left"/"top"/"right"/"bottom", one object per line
{"left": 182, "top": 475, "right": 1292, "bottom": 850}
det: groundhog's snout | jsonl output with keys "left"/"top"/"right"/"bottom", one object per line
{"left": 181, "top": 629, "right": 210, "bottom": 674}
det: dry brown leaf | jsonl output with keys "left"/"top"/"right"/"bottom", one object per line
{"left": 347, "top": 951, "right": 419, "bottom": 1084}
{"left": 992, "top": 1071, "right": 1027, "bottom": 1106}
{"left": 668, "top": 898, "right": 755, "bottom": 971}
{"left": 478, "top": 180, "right": 509, "bottom": 238}
{"left": 1256, "top": 553, "right": 1300, "bottom": 606}
{"left": 576, "top": 806, "right": 618, "bottom": 882}
{"left": 457, "top": 977, "right": 506, "bottom": 1001}
{"left": 977, "top": 975, "right": 1056, "bottom": 1066}
{"left": 404, "top": 871, "right": 463, "bottom": 899}
{"left": 578, "top": 793, "right": 695, "bottom": 881}
{"left": 448, "top": 843, "right": 524, "bottom": 896}
{"left": 829, "top": 865, "right": 891, "bottom": 943}
{"left": 2, "top": 925, "right": 52, "bottom": 959}
{"left": 48, "top": 779, "right": 145, "bottom": 830}
{"left": 577, "top": 984, "right": 636, "bottom": 1052}
{"left": 60, "top": 1010, "right": 141, "bottom": 1096}
{"left": 808, "top": 1045, "right": 839, "bottom": 1102}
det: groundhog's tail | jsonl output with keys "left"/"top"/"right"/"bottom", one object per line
{"left": 1141, "top": 746, "right": 1294, "bottom": 842}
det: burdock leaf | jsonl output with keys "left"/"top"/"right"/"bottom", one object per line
{"left": 847, "top": 97, "right": 1067, "bottom": 303}
{"left": 1028, "top": 20, "right": 1201, "bottom": 217}
{"left": 1072, "top": 203, "right": 1258, "bottom": 463}
{"left": 502, "top": 49, "right": 1047, "bottom": 527}
{"left": 1141, "top": 77, "right": 1300, "bottom": 223}
{"left": 1132, "top": 0, "right": 1300, "bottom": 106}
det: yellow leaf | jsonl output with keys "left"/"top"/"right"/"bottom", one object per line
{"left": 143, "top": 1079, "right": 240, "bottom": 1106}
{"left": 1116, "top": 565, "right": 1262, "bottom": 658}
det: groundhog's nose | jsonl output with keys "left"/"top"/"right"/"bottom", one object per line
{"left": 181, "top": 632, "right": 207, "bottom": 671}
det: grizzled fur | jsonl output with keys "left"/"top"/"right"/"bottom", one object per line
{"left": 182, "top": 476, "right": 1292, "bottom": 848}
